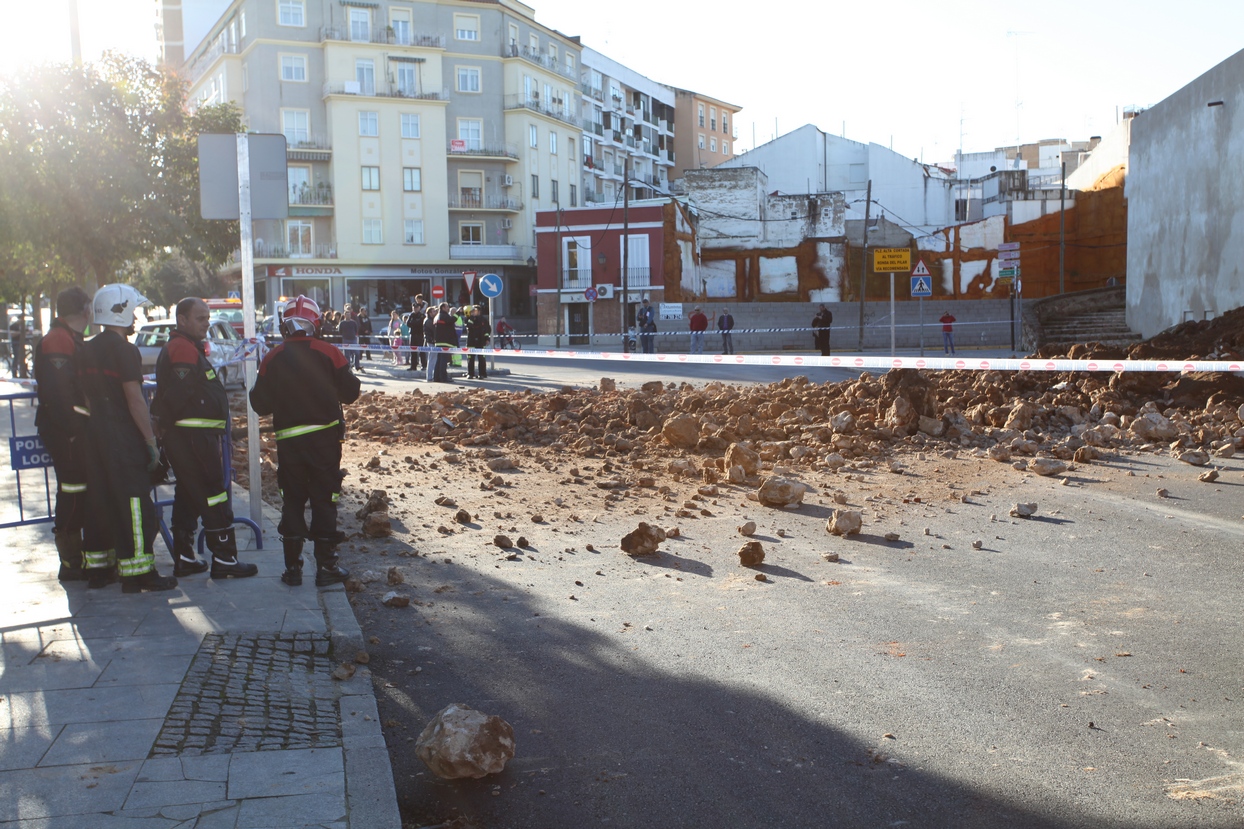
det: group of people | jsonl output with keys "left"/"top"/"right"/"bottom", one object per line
{"left": 35, "top": 286, "right": 359, "bottom": 592}
{"left": 640, "top": 299, "right": 736, "bottom": 355}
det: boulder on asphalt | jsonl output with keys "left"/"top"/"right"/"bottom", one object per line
{"left": 885, "top": 396, "right": 919, "bottom": 436}
{"left": 662, "top": 415, "right": 702, "bottom": 449}
{"left": 823, "top": 453, "right": 848, "bottom": 470}
{"left": 486, "top": 456, "right": 518, "bottom": 472}
{"left": 641, "top": 380, "right": 665, "bottom": 394}
{"left": 1010, "top": 502, "right": 1038, "bottom": 518}
{"left": 918, "top": 415, "right": 945, "bottom": 437}
{"left": 599, "top": 377, "right": 617, "bottom": 392}
{"left": 1027, "top": 458, "right": 1069, "bottom": 477}
{"left": 362, "top": 512, "right": 393, "bottom": 538}
{"left": 1004, "top": 401, "right": 1039, "bottom": 431}
{"left": 726, "top": 443, "right": 761, "bottom": 475}
{"left": 493, "top": 534, "right": 513, "bottom": 549}
{"left": 620, "top": 522, "right": 666, "bottom": 556}
{"left": 1177, "top": 449, "right": 1210, "bottom": 466}
{"left": 415, "top": 703, "right": 516, "bottom": 780}
{"left": 1130, "top": 412, "right": 1178, "bottom": 441}
{"left": 453, "top": 508, "right": 472, "bottom": 525}
{"left": 382, "top": 591, "right": 410, "bottom": 608}
{"left": 826, "top": 509, "right": 863, "bottom": 536}
{"left": 728, "top": 465, "right": 747, "bottom": 484}
{"left": 757, "top": 476, "right": 805, "bottom": 508}
{"left": 1073, "top": 446, "right": 1099, "bottom": 464}
{"left": 738, "top": 521, "right": 757, "bottom": 537}
{"left": 1199, "top": 469, "right": 1220, "bottom": 483}
{"left": 355, "top": 490, "right": 390, "bottom": 520}
{"left": 987, "top": 444, "right": 1012, "bottom": 463}
{"left": 737, "top": 541, "right": 765, "bottom": 566}
{"left": 386, "top": 566, "right": 404, "bottom": 586}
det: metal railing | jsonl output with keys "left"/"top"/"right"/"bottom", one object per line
{"left": 502, "top": 94, "right": 577, "bottom": 128}
{"left": 449, "top": 243, "right": 530, "bottom": 261}
{"left": 502, "top": 44, "right": 577, "bottom": 81}
{"left": 578, "top": 82, "right": 604, "bottom": 101}
{"left": 322, "top": 82, "right": 446, "bottom": 101}
{"left": 446, "top": 142, "right": 519, "bottom": 159}
{"left": 620, "top": 268, "right": 651, "bottom": 287}
{"left": 561, "top": 271, "right": 593, "bottom": 290}
{"left": 285, "top": 134, "right": 332, "bottom": 152}
{"left": 251, "top": 242, "right": 338, "bottom": 259}
{"left": 446, "top": 195, "right": 522, "bottom": 210}
{"left": 289, "top": 183, "right": 334, "bottom": 206}
{"left": 320, "top": 25, "right": 445, "bottom": 48}
{"left": 187, "top": 38, "right": 239, "bottom": 85}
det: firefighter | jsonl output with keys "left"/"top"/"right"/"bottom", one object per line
{"left": 78, "top": 284, "right": 177, "bottom": 593}
{"left": 152, "top": 297, "right": 258, "bottom": 580}
{"left": 250, "top": 296, "right": 360, "bottom": 587}
{"left": 34, "top": 286, "right": 114, "bottom": 585}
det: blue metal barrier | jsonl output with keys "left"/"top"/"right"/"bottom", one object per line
{"left": 0, "top": 391, "right": 54, "bottom": 529}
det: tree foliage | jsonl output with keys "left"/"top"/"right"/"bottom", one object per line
{"left": 0, "top": 54, "right": 243, "bottom": 295}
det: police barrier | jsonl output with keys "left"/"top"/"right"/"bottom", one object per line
{"left": 0, "top": 391, "right": 54, "bottom": 529}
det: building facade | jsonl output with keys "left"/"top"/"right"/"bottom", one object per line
{"left": 667, "top": 87, "right": 739, "bottom": 179}
{"left": 181, "top": 0, "right": 586, "bottom": 326}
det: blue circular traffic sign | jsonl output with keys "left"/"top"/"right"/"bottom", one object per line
{"left": 584, "top": 287, "right": 598, "bottom": 302}
{"left": 478, "top": 273, "right": 503, "bottom": 298}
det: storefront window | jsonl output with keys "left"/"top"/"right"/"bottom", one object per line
{"left": 280, "top": 278, "right": 330, "bottom": 309}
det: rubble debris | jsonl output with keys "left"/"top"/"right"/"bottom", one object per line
{"left": 827, "top": 510, "right": 863, "bottom": 536}
{"left": 454, "top": 508, "right": 472, "bottom": 525}
{"left": 757, "top": 476, "right": 805, "bottom": 508}
{"left": 738, "top": 521, "right": 758, "bottom": 537}
{"left": 1010, "top": 503, "right": 1038, "bottom": 519}
{"left": 382, "top": 591, "right": 410, "bottom": 608}
{"left": 1026, "top": 458, "right": 1069, "bottom": 477}
{"left": 362, "top": 512, "right": 393, "bottom": 538}
{"left": 493, "top": 534, "right": 514, "bottom": 549}
{"left": 415, "top": 703, "right": 516, "bottom": 780}
{"left": 1177, "top": 449, "right": 1210, "bottom": 466}
{"left": 1199, "top": 469, "right": 1220, "bottom": 483}
{"left": 386, "top": 567, "right": 404, "bottom": 586}
{"left": 620, "top": 523, "right": 666, "bottom": 557}
{"left": 737, "top": 541, "right": 765, "bottom": 566}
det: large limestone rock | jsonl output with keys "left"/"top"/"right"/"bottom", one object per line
{"left": 1130, "top": 413, "right": 1178, "bottom": 442}
{"left": 481, "top": 401, "right": 523, "bottom": 430}
{"left": 620, "top": 522, "right": 666, "bottom": 556}
{"left": 1026, "top": 457, "right": 1069, "bottom": 477}
{"left": 726, "top": 443, "right": 761, "bottom": 476}
{"left": 415, "top": 703, "right": 516, "bottom": 780}
{"left": 826, "top": 509, "right": 863, "bottom": 536}
{"left": 362, "top": 512, "right": 393, "bottom": 538}
{"left": 662, "top": 415, "right": 701, "bottom": 449}
{"left": 1004, "top": 401, "right": 1039, "bottom": 431}
{"left": 885, "top": 396, "right": 919, "bottom": 436}
{"left": 757, "top": 476, "right": 805, "bottom": 508}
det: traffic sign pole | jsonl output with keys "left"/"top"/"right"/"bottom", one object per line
{"left": 890, "top": 272, "right": 896, "bottom": 357}
{"left": 919, "top": 296, "right": 924, "bottom": 357}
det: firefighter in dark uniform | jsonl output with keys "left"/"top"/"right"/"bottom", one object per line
{"left": 79, "top": 283, "right": 177, "bottom": 593}
{"left": 34, "top": 286, "right": 113, "bottom": 585}
{"left": 153, "top": 297, "right": 258, "bottom": 579}
{"left": 250, "top": 296, "right": 360, "bottom": 586}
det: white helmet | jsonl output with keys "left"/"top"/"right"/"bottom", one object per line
{"left": 93, "top": 284, "right": 150, "bottom": 328}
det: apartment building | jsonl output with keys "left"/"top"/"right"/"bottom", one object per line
{"left": 178, "top": 0, "right": 584, "bottom": 326}
{"left": 667, "top": 87, "right": 739, "bottom": 179}
{"left": 577, "top": 48, "right": 676, "bottom": 207}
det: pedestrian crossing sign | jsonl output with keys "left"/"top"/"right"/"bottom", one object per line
{"left": 910, "top": 276, "right": 932, "bottom": 297}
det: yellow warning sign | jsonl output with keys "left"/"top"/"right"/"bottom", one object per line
{"left": 873, "top": 248, "right": 911, "bottom": 273}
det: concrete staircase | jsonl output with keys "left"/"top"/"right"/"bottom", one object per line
{"left": 1024, "top": 286, "right": 1142, "bottom": 349}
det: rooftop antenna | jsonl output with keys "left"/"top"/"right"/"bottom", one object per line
{"left": 1006, "top": 30, "right": 1035, "bottom": 165}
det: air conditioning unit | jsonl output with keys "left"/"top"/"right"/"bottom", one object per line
{"left": 594, "top": 284, "right": 614, "bottom": 299}
{"left": 502, "top": 174, "right": 514, "bottom": 187}
{"left": 500, "top": 218, "right": 513, "bottom": 229}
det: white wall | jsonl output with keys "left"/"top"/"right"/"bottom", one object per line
{"left": 1127, "top": 48, "right": 1244, "bottom": 337}
{"left": 1066, "top": 119, "right": 1131, "bottom": 191}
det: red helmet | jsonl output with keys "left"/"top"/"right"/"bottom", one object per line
{"left": 280, "top": 295, "right": 321, "bottom": 337}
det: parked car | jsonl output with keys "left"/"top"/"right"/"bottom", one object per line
{"left": 131, "top": 318, "right": 245, "bottom": 387}
{"left": 205, "top": 298, "right": 250, "bottom": 337}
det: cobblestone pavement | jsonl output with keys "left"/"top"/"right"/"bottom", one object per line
{"left": 153, "top": 633, "right": 341, "bottom": 757}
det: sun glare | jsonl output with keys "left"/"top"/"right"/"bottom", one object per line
{"left": 0, "top": 0, "right": 159, "bottom": 77}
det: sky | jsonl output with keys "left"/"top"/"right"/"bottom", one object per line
{"left": 3, "top": 0, "right": 1242, "bottom": 164}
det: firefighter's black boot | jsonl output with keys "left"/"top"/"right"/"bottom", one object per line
{"left": 281, "top": 536, "right": 304, "bottom": 586}
{"left": 313, "top": 538, "right": 350, "bottom": 587}
{"left": 121, "top": 569, "right": 178, "bottom": 593}
{"left": 208, "top": 527, "right": 259, "bottom": 579}
{"left": 171, "top": 528, "right": 209, "bottom": 577}
{"left": 54, "top": 529, "right": 86, "bottom": 581}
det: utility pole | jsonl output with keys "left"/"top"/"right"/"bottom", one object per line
{"left": 554, "top": 207, "right": 563, "bottom": 347}
{"left": 857, "top": 179, "right": 872, "bottom": 351}
{"left": 621, "top": 155, "right": 630, "bottom": 349}
{"left": 1058, "top": 160, "right": 1066, "bottom": 294}
{"left": 68, "top": 0, "right": 82, "bottom": 63}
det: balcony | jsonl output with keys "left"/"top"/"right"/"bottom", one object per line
{"left": 187, "top": 37, "right": 238, "bottom": 85}
{"left": 446, "top": 195, "right": 523, "bottom": 211}
{"left": 289, "top": 182, "right": 334, "bottom": 206}
{"left": 619, "top": 268, "right": 651, "bottom": 288}
{"left": 581, "top": 119, "right": 604, "bottom": 136}
{"left": 561, "top": 271, "right": 592, "bottom": 290}
{"left": 502, "top": 44, "right": 576, "bottom": 81}
{"left": 285, "top": 134, "right": 332, "bottom": 161}
{"left": 503, "top": 94, "right": 577, "bottom": 128}
{"left": 250, "top": 242, "right": 338, "bottom": 260}
{"left": 320, "top": 25, "right": 445, "bottom": 48}
{"left": 322, "top": 82, "right": 446, "bottom": 101}
{"left": 446, "top": 142, "right": 519, "bottom": 160}
{"left": 578, "top": 82, "right": 604, "bottom": 102}
{"left": 449, "top": 243, "right": 529, "bottom": 261}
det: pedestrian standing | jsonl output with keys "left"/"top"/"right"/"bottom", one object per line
{"left": 717, "top": 308, "right": 735, "bottom": 355}
{"left": 688, "top": 306, "right": 708, "bottom": 354}
{"left": 464, "top": 306, "right": 490, "bottom": 379}
{"left": 408, "top": 295, "right": 428, "bottom": 370}
{"left": 152, "top": 297, "right": 258, "bottom": 580}
{"left": 250, "top": 296, "right": 360, "bottom": 587}
{"left": 387, "top": 310, "right": 404, "bottom": 366}
{"left": 637, "top": 298, "right": 657, "bottom": 354}
{"left": 357, "top": 308, "right": 374, "bottom": 361}
{"left": 79, "top": 284, "right": 178, "bottom": 593}
{"left": 812, "top": 304, "right": 833, "bottom": 356}
{"left": 940, "top": 311, "right": 957, "bottom": 354}
{"left": 338, "top": 308, "right": 361, "bottom": 371}
{"left": 432, "top": 303, "right": 458, "bottom": 383}
{"left": 423, "top": 306, "right": 439, "bottom": 383}
{"left": 34, "top": 286, "right": 107, "bottom": 584}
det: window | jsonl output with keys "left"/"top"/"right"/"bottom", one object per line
{"left": 358, "top": 111, "right": 378, "bottom": 136}
{"left": 698, "top": 134, "right": 705, "bottom": 150}
{"left": 458, "top": 119, "right": 482, "bottom": 151}
{"left": 723, "top": 140, "right": 729, "bottom": 155}
{"left": 456, "top": 66, "right": 481, "bottom": 93}
{"left": 240, "top": 11, "right": 246, "bottom": 37}
{"left": 551, "top": 180, "right": 559, "bottom": 204}
{"left": 710, "top": 107, "right": 717, "bottom": 131}
{"left": 395, "top": 63, "right": 418, "bottom": 96}
{"left": 363, "top": 219, "right": 383, "bottom": 244}
{"left": 403, "top": 167, "right": 422, "bottom": 192}
{"left": 349, "top": 7, "right": 370, "bottom": 41}
{"left": 529, "top": 124, "right": 538, "bottom": 148}
{"left": 548, "top": 44, "right": 557, "bottom": 64}
{"left": 355, "top": 60, "right": 375, "bottom": 95}
{"left": 530, "top": 174, "right": 539, "bottom": 198}
{"left": 549, "top": 131, "right": 558, "bottom": 154}
{"left": 458, "top": 171, "right": 482, "bottom": 207}
{"left": 404, "top": 219, "right": 424, "bottom": 245}
{"left": 281, "top": 109, "right": 309, "bottom": 145}
{"left": 508, "top": 23, "right": 519, "bottom": 48}
{"left": 400, "top": 113, "right": 421, "bottom": 138}
{"left": 569, "top": 184, "right": 577, "bottom": 207}
{"left": 278, "top": 0, "right": 304, "bottom": 26}
{"left": 698, "top": 104, "right": 705, "bottom": 128}
{"left": 361, "top": 166, "right": 380, "bottom": 190}
{"left": 391, "top": 9, "right": 411, "bottom": 45}
{"left": 453, "top": 13, "right": 479, "bottom": 41}
{"left": 529, "top": 33, "right": 539, "bottom": 52}
{"left": 287, "top": 220, "right": 312, "bottom": 256}
{"left": 459, "top": 223, "right": 483, "bottom": 245}
{"left": 621, "top": 233, "right": 649, "bottom": 274}
{"left": 562, "top": 236, "right": 591, "bottom": 285}
{"left": 710, "top": 137, "right": 717, "bottom": 153}
{"left": 722, "top": 114, "right": 729, "bottom": 134}
{"left": 565, "top": 52, "right": 575, "bottom": 74}
{"left": 287, "top": 165, "right": 310, "bottom": 202}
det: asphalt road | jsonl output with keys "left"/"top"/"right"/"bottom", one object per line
{"left": 342, "top": 432, "right": 1244, "bottom": 828}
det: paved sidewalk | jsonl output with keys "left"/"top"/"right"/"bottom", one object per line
{"left": 0, "top": 399, "right": 401, "bottom": 828}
